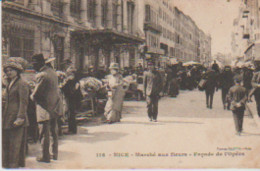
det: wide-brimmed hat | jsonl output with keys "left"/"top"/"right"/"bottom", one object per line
{"left": 6, "top": 57, "right": 28, "bottom": 70}
{"left": 3, "top": 57, "right": 28, "bottom": 72}
{"left": 3, "top": 62, "right": 24, "bottom": 72}
{"left": 45, "top": 57, "right": 56, "bottom": 64}
{"left": 109, "top": 63, "right": 119, "bottom": 70}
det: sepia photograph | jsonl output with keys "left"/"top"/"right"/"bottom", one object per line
{"left": 1, "top": 0, "right": 260, "bottom": 169}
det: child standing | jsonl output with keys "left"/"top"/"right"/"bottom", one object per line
{"left": 226, "top": 76, "right": 247, "bottom": 136}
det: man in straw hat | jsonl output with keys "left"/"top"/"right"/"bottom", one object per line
{"left": 144, "top": 61, "right": 163, "bottom": 122}
{"left": 30, "top": 54, "right": 62, "bottom": 163}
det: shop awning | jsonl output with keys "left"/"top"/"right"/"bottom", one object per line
{"left": 76, "top": 29, "right": 145, "bottom": 45}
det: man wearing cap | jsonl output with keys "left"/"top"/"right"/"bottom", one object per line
{"left": 144, "top": 62, "right": 163, "bottom": 122}
{"left": 30, "top": 54, "right": 62, "bottom": 163}
{"left": 226, "top": 76, "right": 247, "bottom": 136}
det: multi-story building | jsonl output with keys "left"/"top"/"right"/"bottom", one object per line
{"left": 2, "top": 0, "right": 144, "bottom": 71}
{"left": 231, "top": 0, "right": 260, "bottom": 61}
{"left": 137, "top": 0, "right": 210, "bottom": 67}
{"left": 199, "top": 29, "right": 211, "bottom": 66}
{"left": 2, "top": 0, "right": 211, "bottom": 70}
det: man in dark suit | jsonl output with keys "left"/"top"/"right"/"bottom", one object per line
{"left": 203, "top": 67, "right": 218, "bottom": 109}
{"left": 31, "top": 54, "right": 62, "bottom": 163}
{"left": 144, "top": 62, "right": 163, "bottom": 122}
{"left": 219, "top": 66, "right": 234, "bottom": 110}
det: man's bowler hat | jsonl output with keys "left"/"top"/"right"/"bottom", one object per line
{"left": 32, "top": 54, "right": 45, "bottom": 63}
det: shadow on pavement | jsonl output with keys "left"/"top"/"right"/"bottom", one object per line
{"left": 64, "top": 131, "right": 128, "bottom": 144}
{"left": 58, "top": 150, "right": 80, "bottom": 161}
{"left": 242, "top": 132, "right": 260, "bottom": 136}
{"left": 159, "top": 120, "right": 204, "bottom": 124}
{"left": 121, "top": 121, "right": 164, "bottom": 125}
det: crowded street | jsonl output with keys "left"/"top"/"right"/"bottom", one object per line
{"left": 2, "top": 0, "right": 260, "bottom": 169}
{"left": 25, "top": 90, "right": 260, "bottom": 169}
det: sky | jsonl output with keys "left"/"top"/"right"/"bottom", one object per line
{"left": 171, "top": 0, "right": 242, "bottom": 56}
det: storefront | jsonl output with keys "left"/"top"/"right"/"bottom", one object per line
{"left": 75, "top": 29, "right": 144, "bottom": 71}
{"left": 2, "top": 4, "right": 70, "bottom": 70}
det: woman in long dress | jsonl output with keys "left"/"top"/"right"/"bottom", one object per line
{"left": 104, "top": 63, "right": 128, "bottom": 124}
{"left": 2, "top": 59, "right": 29, "bottom": 168}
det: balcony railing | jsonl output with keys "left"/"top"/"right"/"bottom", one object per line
{"left": 144, "top": 21, "right": 162, "bottom": 34}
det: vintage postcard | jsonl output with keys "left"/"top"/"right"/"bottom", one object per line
{"left": 1, "top": 0, "right": 260, "bottom": 169}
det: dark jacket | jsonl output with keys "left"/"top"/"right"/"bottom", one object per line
{"left": 144, "top": 70, "right": 163, "bottom": 96}
{"left": 227, "top": 85, "right": 247, "bottom": 111}
{"left": 219, "top": 70, "right": 234, "bottom": 90}
{"left": 32, "top": 66, "right": 62, "bottom": 119}
{"left": 243, "top": 69, "right": 253, "bottom": 90}
{"left": 203, "top": 69, "right": 218, "bottom": 92}
{"left": 3, "top": 77, "right": 30, "bottom": 129}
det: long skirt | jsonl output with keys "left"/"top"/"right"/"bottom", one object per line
{"left": 2, "top": 127, "right": 27, "bottom": 168}
{"left": 168, "top": 78, "right": 179, "bottom": 97}
{"left": 104, "top": 86, "right": 125, "bottom": 123}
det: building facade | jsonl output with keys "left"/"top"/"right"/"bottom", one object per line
{"left": 2, "top": 0, "right": 144, "bottom": 71}
{"left": 2, "top": 0, "right": 211, "bottom": 70}
{"left": 137, "top": 0, "right": 211, "bottom": 68}
{"left": 199, "top": 29, "right": 212, "bottom": 66}
{"left": 231, "top": 0, "right": 260, "bottom": 61}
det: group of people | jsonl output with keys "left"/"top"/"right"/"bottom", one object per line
{"left": 2, "top": 54, "right": 62, "bottom": 167}
{"left": 200, "top": 60, "right": 260, "bottom": 136}
{"left": 1, "top": 54, "right": 133, "bottom": 168}
{"left": 3, "top": 53, "right": 260, "bottom": 168}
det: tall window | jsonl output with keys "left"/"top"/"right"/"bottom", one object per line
{"left": 101, "top": 0, "right": 108, "bottom": 27}
{"left": 88, "top": 0, "right": 95, "bottom": 25}
{"left": 127, "top": 1, "right": 134, "bottom": 34}
{"left": 9, "top": 28, "right": 34, "bottom": 62}
{"left": 70, "top": 0, "right": 81, "bottom": 19}
{"left": 145, "top": 5, "right": 151, "bottom": 22}
{"left": 112, "top": 1, "right": 118, "bottom": 29}
{"left": 50, "top": 0, "right": 63, "bottom": 17}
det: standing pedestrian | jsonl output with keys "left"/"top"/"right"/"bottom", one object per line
{"left": 2, "top": 58, "right": 30, "bottom": 168}
{"left": 61, "top": 70, "right": 82, "bottom": 134}
{"left": 226, "top": 76, "right": 247, "bottom": 136}
{"left": 242, "top": 66, "right": 253, "bottom": 95}
{"left": 2, "top": 61, "right": 29, "bottom": 168}
{"left": 251, "top": 60, "right": 260, "bottom": 118}
{"left": 30, "top": 54, "right": 62, "bottom": 163}
{"left": 219, "top": 66, "right": 234, "bottom": 110}
{"left": 203, "top": 67, "right": 218, "bottom": 109}
{"left": 104, "top": 63, "right": 128, "bottom": 123}
{"left": 144, "top": 62, "right": 163, "bottom": 122}
{"left": 168, "top": 64, "right": 179, "bottom": 97}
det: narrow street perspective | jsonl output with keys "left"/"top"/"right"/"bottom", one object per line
{"left": 25, "top": 90, "right": 260, "bottom": 169}
{"left": 2, "top": 0, "right": 260, "bottom": 169}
